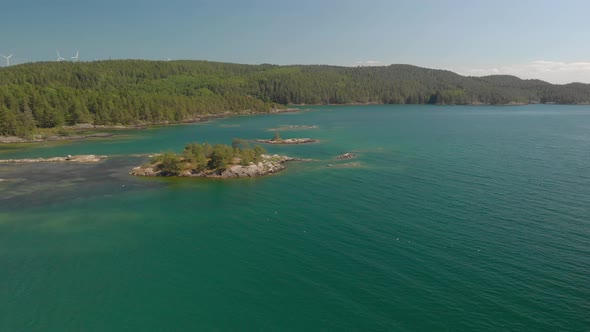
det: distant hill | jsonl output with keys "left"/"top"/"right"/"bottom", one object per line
{"left": 1, "top": 60, "right": 589, "bottom": 137}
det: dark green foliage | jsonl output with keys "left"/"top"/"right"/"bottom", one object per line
{"left": 171, "top": 141, "right": 266, "bottom": 172}
{"left": 1, "top": 60, "right": 590, "bottom": 138}
{"left": 252, "top": 145, "right": 266, "bottom": 163}
{"left": 155, "top": 152, "right": 182, "bottom": 176}
{"left": 182, "top": 142, "right": 208, "bottom": 172}
{"left": 207, "top": 144, "right": 234, "bottom": 170}
{"left": 232, "top": 137, "right": 249, "bottom": 150}
{"left": 239, "top": 149, "right": 256, "bottom": 165}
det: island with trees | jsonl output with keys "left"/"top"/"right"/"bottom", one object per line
{"left": 255, "top": 131, "right": 317, "bottom": 144}
{"left": 130, "top": 139, "right": 298, "bottom": 178}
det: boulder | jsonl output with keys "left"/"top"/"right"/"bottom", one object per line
{"left": 336, "top": 153, "right": 355, "bottom": 160}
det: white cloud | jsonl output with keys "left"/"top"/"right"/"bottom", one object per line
{"left": 452, "top": 60, "right": 590, "bottom": 84}
{"left": 354, "top": 60, "right": 383, "bottom": 67}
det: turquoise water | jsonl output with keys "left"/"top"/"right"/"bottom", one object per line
{"left": 1, "top": 105, "right": 589, "bottom": 331}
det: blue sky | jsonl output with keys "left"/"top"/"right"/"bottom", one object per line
{"left": 1, "top": 0, "right": 589, "bottom": 83}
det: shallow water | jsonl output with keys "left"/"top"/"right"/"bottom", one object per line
{"left": 1, "top": 105, "right": 589, "bottom": 331}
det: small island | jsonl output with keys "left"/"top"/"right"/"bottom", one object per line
{"left": 256, "top": 131, "right": 317, "bottom": 145}
{"left": 268, "top": 125, "right": 318, "bottom": 131}
{"left": 0, "top": 155, "right": 107, "bottom": 163}
{"left": 131, "top": 139, "right": 298, "bottom": 178}
{"left": 336, "top": 153, "right": 356, "bottom": 160}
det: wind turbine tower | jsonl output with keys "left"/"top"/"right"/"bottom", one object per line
{"left": 71, "top": 50, "right": 79, "bottom": 62}
{"left": 56, "top": 50, "right": 65, "bottom": 61}
{"left": 1, "top": 54, "right": 13, "bottom": 66}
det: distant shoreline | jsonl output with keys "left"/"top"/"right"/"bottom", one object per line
{"left": 0, "top": 108, "right": 301, "bottom": 144}
{"left": 2, "top": 102, "right": 588, "bottom": 144}
{"left": 289, "top": 101, "right": 590, "bottom": 106}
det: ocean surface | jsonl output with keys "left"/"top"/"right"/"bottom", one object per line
{"left": 0, "top": 105, "right": 589, "bottom": 331}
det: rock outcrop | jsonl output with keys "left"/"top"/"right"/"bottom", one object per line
{"left": 268, "top": 125, "right": 318, "bottom": 131}
{"left": 0, "top": 133, "right": 114, "bottom": 144}
{"left": 255, "top": 138, "right": 317, "bottom": 144}
{"left": 131, "top": 154, "right": 297, "bottom": 179}
{"left": 0, "top": 155, "right": 107, "bottom": 163}
{"left": 336, "top": 153, "right": 356, "bottom": 160}
{"left": 219, "top": 155, "right": 295, "bottom": 178}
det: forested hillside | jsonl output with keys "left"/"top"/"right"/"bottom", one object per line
{"left": 1, "top": 60, "right": 589, "bottom": 137}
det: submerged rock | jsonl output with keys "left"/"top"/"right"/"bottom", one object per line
{"left": 336, "top": 153, "right": 355, "bottom": 160}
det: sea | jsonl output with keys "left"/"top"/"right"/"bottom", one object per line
{"left": 0, "top": 105, "right": 589, "bottom": 331}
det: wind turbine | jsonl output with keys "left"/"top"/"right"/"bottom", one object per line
{"left": 71, "top": 50, "right": 79, "bottom": 62}
{"left": 1, "top": 54, "right": 13, "bottom": 66}
{"left": 56, "top": 50, "right": 65, "bottom": 61}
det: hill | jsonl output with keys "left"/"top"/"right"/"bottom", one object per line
{"left": 1, "top": 60, "right": 589, "bottom": 137}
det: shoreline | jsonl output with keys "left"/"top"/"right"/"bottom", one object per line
{"left": 289, "top": 102, "right": 590, "bottom": 106}
{"left": 0, "top": 155, "right": 108, "bottom": 163}
{"left": 0, "top": 108, "right": 301, "bottom": 145}
{"left": 0, "top": 133, "right": 115, "bottom": 144}
{"left": 255, "top": 138, "right": 317, "bottom": 145}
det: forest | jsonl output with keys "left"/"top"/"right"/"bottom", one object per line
{"left": 1, "top": 60, "right": 590, "bottom": 137}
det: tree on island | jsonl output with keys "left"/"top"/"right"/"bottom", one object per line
{"left": 208, "top": 144, "right": 234, "bottom": 170}
{"left": 183, "top": 143, "right": 208, "bottom": 172}
{"left": 154, "top": 152, "right": 182, "bottom": 176}
{"left": 232, "top": 138, "right": 249, "bottom": 150}
{"left": 272, "top": 131, "right": 282, "bottom": 142}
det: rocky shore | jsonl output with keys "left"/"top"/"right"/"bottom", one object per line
{"left": 0, "top": 155, "right": 107, "bottom": 163}
{"left": 0, "top": 133, "right": 114, "bottom": 144}
{"left": 255, "top": 138, "right": 317, "bottom": 144}
{"left": 0, "top": 108, "right": 301, "bottom": 145}
{"left": 131, "top": 154, "right": 298, "bottom": 178}
{"left": 268, "top": 125, "right": 318, "bottom": 131}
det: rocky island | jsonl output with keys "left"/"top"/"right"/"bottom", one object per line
{"left": 268, "top": 125, "right": 318, "bottom": 131}
{"left": 0, "top": 155, "right": 107, "bottom": 163}
{"left": 256, "top": 132, "right": 317, "bottom": 145}
{"left": 130, "top": 140, "right": 299, "bottom": 179}
{"left": 337, "top": 153, "right": 356, "bottom": 160}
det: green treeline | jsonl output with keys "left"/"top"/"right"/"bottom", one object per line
{"left": 1, "top": 60, "right": 590, "bottom": 137}
{"left": 151, "top": 139, "right": 266, "bottom": 175}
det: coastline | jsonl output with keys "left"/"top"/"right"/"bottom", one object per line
{"left": 255, "top": 138, "right": 317, "bottom": 145}
{"left": 0, "top": 108, "right": 301, "bottom": 145}
{"left": 3, "top": 102, "right": 585, "bottom": 145}
{"left": 0, "top": 133, "right": 115, "bottom": 144}
{"left": 0, "top": 155, "right": 107, "bottom": 163}
{"left": 288, "top": 101, "right": 590, "bottom": 106}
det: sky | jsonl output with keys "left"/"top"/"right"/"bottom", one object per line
{"left": 1, "top": 0, "right": 589, "bottom": 84}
